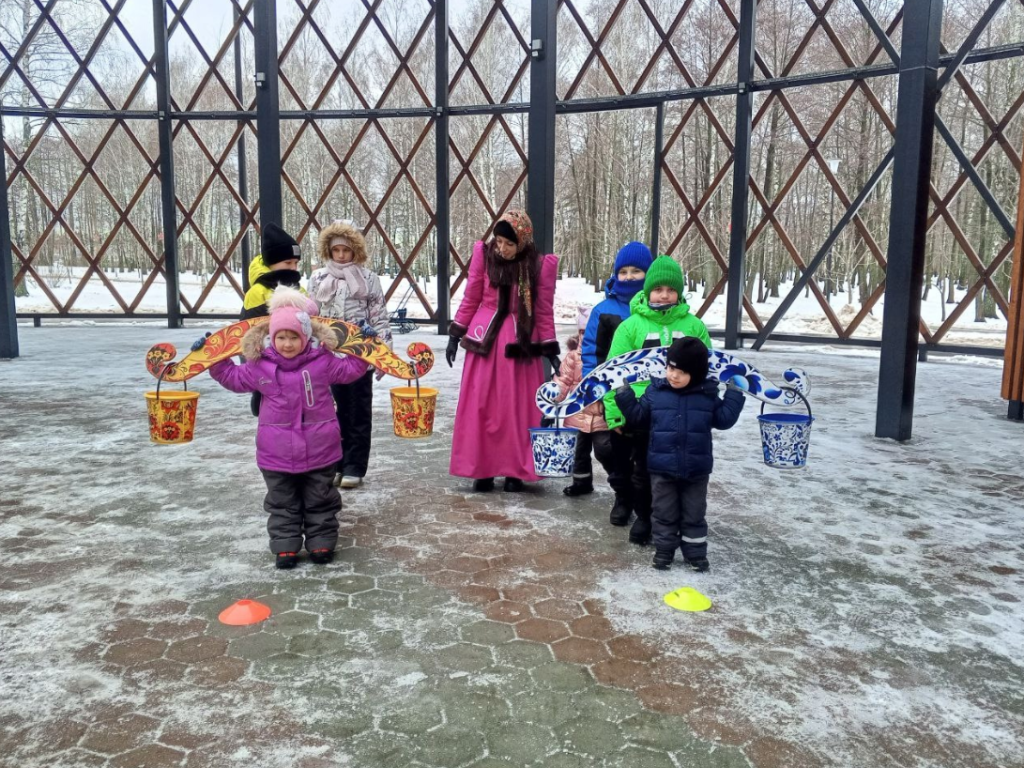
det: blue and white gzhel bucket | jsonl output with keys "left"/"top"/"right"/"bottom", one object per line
{"left": 757, "top": 388, "right": 813, "bottom": 469}
{"left": 529, "top": 426, "right": 579, "bottom": 478}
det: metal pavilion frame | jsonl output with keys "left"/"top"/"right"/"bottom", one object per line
{"left": 1, "top": 0, "right": 1022, "bottom": 439}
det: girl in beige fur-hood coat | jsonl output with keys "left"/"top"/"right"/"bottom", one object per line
{"left": 309, "top": 220, "right": 393, "bottom": 350}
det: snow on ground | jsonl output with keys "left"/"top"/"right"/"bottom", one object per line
{"left": 1, "top": 323, "right": 1022, "bottom": 767}
{"left": 16, "top": 267, "right": 1007, "bottom": 349}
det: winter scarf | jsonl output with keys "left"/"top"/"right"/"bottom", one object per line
{"left": 485, "top": 239, "right": 540, "bottom": 354}
{"left": 311, "top": 260, "right": 370, "bottom": 305}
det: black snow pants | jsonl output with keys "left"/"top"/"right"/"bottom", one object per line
{"left": 331, "top": 369, "right": 374, "bottom": 478}
{"left": 649, "top": 473, "right": 710, "bottom": 559}
{"left": 260, "top": 466, "right": 341, "bottom": 554}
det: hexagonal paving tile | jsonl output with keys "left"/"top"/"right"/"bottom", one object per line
{"left": 349, "top": 589, "right": 401, "bottom": 611}
{"left": 102, "top": 638, "right": 168, "bottom": 667}
{"left": 602, "top": 745, "right": 677, "bottom": 768}
{"left": 591, "top": 659, "right": 658, "bottom": 689}
{"left": 319, "top": 606, "right": 377, "bottom": 633}
{"left": 484, "top": 600, "right": 531, "bottom": 624}
{"left": 558, "top": 717, "right": 625, "bottom": 757}
{"left": 110, "top": 743, "right": 186, "bottom": 767}
{"left": 378, "top": 695, "right": 444, "bottom": 734}
{"left": 572, "top": 685, "right": 643, "bottom": 724}
{"left": 569, "top": 615, "right": 618, "bottom": 641}
{"left": 534, "top": 598, "right": 587, "bottom": 622}
{"left": 447, "top": 555, "right": 489, "bottom": 573}
{"left": 287, "top": 630, "right": 351, "bottom": 658}
{"left": 266, "top": 610, "right": 319, "bottom": 636}
{"left": 460, "top": 620, "right": 516, "bottom": 646}
{"left": 530, "top": 662, "right": 593, "bottom": 692}
{"left": 426, "top": 642, "right": 494, "bottom": 673}
{"left": 79, "top": 713, "right": 161, "bottom": 754}
{"left": 492, "top": 640, "right": 554, "bottom": 669}
{"left": 184, "top": 655, "right": 248, "bottom": 686}
{"left": 414, "top": 727, "right": 487, "bottom": 767}
{"left": 487, "top": 722, "right": 560, "bottom": 763}
{"left": 552, "top": 636, "right": 612, "bottom": 665}
{"left": 165, "top": 635, "right": 228, "bottom": 664}
{"left": 102, "top": 618, "right": 151, "bottom": 643}
{"left": 326, "top": 574, "right": 376, "bottom": 594}
{"left": 510, "top": 689, "right": 579, "bottom": 727}
{"left": 515, "top": 618, "right": 571, "bottom": 644}
{"left": 227, "top": 631, "right": 289, "bottom": 660}
{"left": 309, "top": 710, "right": 373, "bottom": 741}
{"left": 443, "top": 689, "right": 511, "bottom": 729}
{"left": 620, "top": 712, "right": 700, "bottom": 752}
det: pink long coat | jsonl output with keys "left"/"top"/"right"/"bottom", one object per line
{"left": 449, "top": 241, "right": 559, "bottom": 481}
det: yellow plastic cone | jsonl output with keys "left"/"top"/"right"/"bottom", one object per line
{"left": 664, "top": 587, "right": 712, "bottom": 612}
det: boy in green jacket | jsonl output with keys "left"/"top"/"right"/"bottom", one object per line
{"left": 602, "top": 256, "right": 712, "bottom": 545}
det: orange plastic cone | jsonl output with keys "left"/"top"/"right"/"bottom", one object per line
{"left": 218, "top": 599, "right": 272, "bottom": 626}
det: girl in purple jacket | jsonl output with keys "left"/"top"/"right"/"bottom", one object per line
{"left": 210, "top": 288, "right": 367, "bottom": 569}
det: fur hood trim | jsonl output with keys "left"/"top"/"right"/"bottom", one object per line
{"left": 241, "top": 318, "right": 340, "bottom": 361}
{"left": 317, "top": 220, "right": 367, "bottom": 265}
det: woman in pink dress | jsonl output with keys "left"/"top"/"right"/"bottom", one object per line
{"left": 446, "top": 210, "right": 560, "bottom": 492}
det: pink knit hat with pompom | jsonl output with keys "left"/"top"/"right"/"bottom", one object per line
{"left": 268, "top": 287, "right": 319, "bottom": 348}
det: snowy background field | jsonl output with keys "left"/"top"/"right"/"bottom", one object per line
{"left": 15, "top": 268, "right": 1008, "bottom": 348}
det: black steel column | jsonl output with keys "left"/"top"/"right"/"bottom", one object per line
{"left": 253, "top": 0, "right": 282, "bottom": 231}
{"left": 875, "top": 0, "right": 944, "bottom": 441}
{"left": 435, "top": 0, "right": 451, "bottom": 335}
{"left": 526, "top": 0, "right": 557, "bottom": 255}
{"left": 0, "top": 108, "right": 18, "bottom": 359}
{"left": 234, "top": 2, "right": 252, "bottom": 291}
{"left": 724, "top": 0, "right": 757, "bottom": 349}
{"left": 650, "top": 102, "right": 665, "bottom": 256}
{"left": 153, "top": 0, "right": 182, "bottom": 328}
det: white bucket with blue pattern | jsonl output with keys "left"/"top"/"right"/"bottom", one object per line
{"left": 757, "top": 389, "right": 813, "bottom": 469}
{"left": 529, "top": 427, "right": 579, "bottom": 478}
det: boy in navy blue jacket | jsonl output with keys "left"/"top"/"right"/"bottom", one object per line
{"left": 614, "top": 337, "right": 744, "bottom": 571}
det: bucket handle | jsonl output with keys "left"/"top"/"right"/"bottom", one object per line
{"left": 759, "top": 387, "right": 811, "bottom": 420}
{"left": 156, "top": 362, "right": 188, "bottom": 400}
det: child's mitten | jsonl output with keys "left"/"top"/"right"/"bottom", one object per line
{"left": 357, "top": 320, "right": 378, "bottom": 339}
{"left": 190, "top": 332, "right": 212, "bottom": 352}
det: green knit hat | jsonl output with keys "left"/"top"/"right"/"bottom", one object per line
{"left": 643, "top": 256, "right": 684, "bottom": 299}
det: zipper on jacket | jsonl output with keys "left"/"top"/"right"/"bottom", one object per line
{"left": 302, "top": 370, "right": 314, "bottom": 407}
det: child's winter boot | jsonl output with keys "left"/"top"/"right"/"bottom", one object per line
{"left": 609, "top": 495, "right": 632, "bottom": 526}
{"left": 275, "top": 552, "right": 299, "bottom": 569}
{"left": 684, "top": 557, "right": 710, "bottom": 573}
{"left": 472, "top": 478, "right": 495, "bottom": 492}
{"left": 562, "top": 474, "right": 594, "bottom": 497}
{"left": 503, "top": 477, "right": 525, "bottom": 493}
{"left": 652, "top": 549, "right": 674, "bottom": 570}
{"left": 309, "top": 548, "right": 334, "bottom": 565}
{"left": 628, "top": 511, "right": 652, "bottom": 546}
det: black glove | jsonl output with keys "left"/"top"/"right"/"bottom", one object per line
{"left": 190, "top": 332, "right": 211, "bottom": 352}
{"left": 546, "top": 354, "right": 561, "bottom": 372}
{"left": 445, "top": 336, "right": 460, "bottom": 367}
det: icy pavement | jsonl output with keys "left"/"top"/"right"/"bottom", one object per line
{"left": 1, "top": 323, "right": 1022, "bottom": 768}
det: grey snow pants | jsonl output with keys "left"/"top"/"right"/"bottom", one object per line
{"left": 260, "top": 466, "right": 341, "bottom": 554}
{"left": 650, "top": 473, "right": 710, "bottom": 559}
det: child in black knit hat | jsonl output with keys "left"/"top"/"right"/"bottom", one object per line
{"left": 613, "top": 337, "right": 744, "bottom": 572}
{"left": 242, "top": 223, "right": 305, "bottom": 320}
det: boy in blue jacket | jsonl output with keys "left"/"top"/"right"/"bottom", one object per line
{"left": 614, "top": 337, "right": 744, "bottom": 571}
{"left": 572, "top": 242, "right": 652, "bottom": 524}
